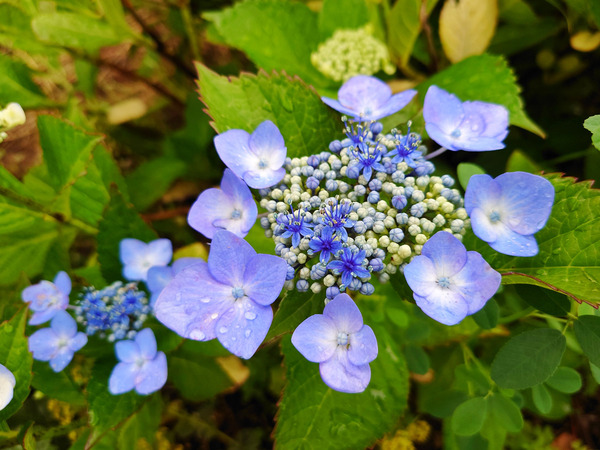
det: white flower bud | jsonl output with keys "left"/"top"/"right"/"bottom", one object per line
{"left": 388, "top": 242, "right": 400, "bottom": 254}
{"left": 297, "top": 253, "right": 307, "bottom": 264}
{"left": 299, "top": 267, "right": 310, "bottom": 279}
{"left": 415, "top": 234, "right": 427, "bottom": 244}
{"left": 456, "top": 208, "right": 468, "bottom": 220}
{"left": 378, "top": 236, "right": 390, "bottom": 248}
{"left": 441, "top": 202, "right": 454, "bottom": 214}
{"left": 323, "top": 274, "right": 336, "bottom": 287}
{"left": 310, "top": 283, "right": 322, "bottom": 294}
{"left": 383, "top": 216, "right": 395, "bottom": 229}
{"left": 376, "top": 200, "right": 388, "bottom": 212}
{"left": 398, "top": 245, "right": 412, "bottom": 258}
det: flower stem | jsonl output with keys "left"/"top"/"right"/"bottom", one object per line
{"left": 425, "top": 146, "right": 447, "bottom": 160}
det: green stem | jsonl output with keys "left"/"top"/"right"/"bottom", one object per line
{"left": 180, "top": 1, "right": 200, "bottom": 62}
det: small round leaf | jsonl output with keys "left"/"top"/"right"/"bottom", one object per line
{"left": 545, "top": 367, "right": 582, "bottom": 394}
{"left": 451, "top": 397, "right": 488, "bottom": 436}
{"left": 532, "top": 384, "right": 552, "bottom": 414}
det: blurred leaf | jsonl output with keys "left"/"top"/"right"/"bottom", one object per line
{"left": 472, "top": 298, "right": 499, "bottom": 329}
{"left": 405, "top": 344, "right": 430, "bottom": 374}
{"left": 116, "top": 394, "right": 162, "bottom": 449}
{"left": 531, "top": 383, "right": 552, "bottom": 414}
{"left": 0, "top": 308, "right": 32, "bottom": 422}
{"left": 590, "top": 362, "right": 600, "bottom": 384}
{"left": 32, "top": 12, "right": 123, "bottom": 54}
{"left": 514, "top": 285, "right": 570, "bottom": 316}
{"left": 0, "top": 58, "right": 53, "bottom": 108}
{"left": 486, "top": 393, "right": 523, "bottom": 432}
{"left": 319, "top": 0, "right": 368, "bottom": 39}
{"left": 203, "top": 0, "right": 330, "bottom": 87}
{"left": 387, "top": 0, "right": 422, "bottom": 67}
{"left": 126, "top": 157, "right": 186, "bottom": 211}
{"left": 456, "top": 162, "right": 485, "bottom": 190}
{"left": 583, "top": 114, "right": 600, "bottom": 151}
{"left": 439, "top": 0, "right": 498, "bottom": 63}
{"left": 545, "top": 366, "right": 581, "bottom": 394}
{"left": 196, "top": 63, "right": 340, "bottom": 159}
{"left": 32, "top": 360, "right": 85, "bottom": 405}
{"left": 491, "top": 328, "right": 565, "bottom": 389}
{"left": 275, "top": 310, "right": 409, "bottom": 449}
{"left": 506, "top": 149, "right": 542, "bottom": 173}
{"left": 451, "top": 397, "right": 487, "bottom": 436}
{"left": 96, "top": 0, "right": 132, "bottom": 33}
{"left": 22, "top": 423, "right": 35, "bottom": 450}
{"left": 267, "top": 290, "right": 322, "bottom": 340}
{"left": 573, "top": 315, "right": 600, "bottom": 367}
{"left": 489, "top": 19, "right": 560, "bottom": 56}
{"left": 418, "top": 54, "right": 544, "bottom": 136}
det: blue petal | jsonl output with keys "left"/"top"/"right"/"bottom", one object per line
{"left": 146, "top": 266, "right": 173, "bottom": 294}
{"left": 423, "top": 86, "right": 464, "bottom": 135}
{"left": 424, "top": 122, "right": 459, "bottom": 150}
{"left": 51, "top": 311, "right": 77, "bottom": 337}
{"left": 455, "top": 136, "right": 506, "bottom": 151}
{"left": 348, "top": 325, "right": 378, "bottom": 366}
{"left": 135, "top": 352, "right": 168, "bottom": 395}
{"left": 108, "top": 362, "right": 137, "bottom": 395}
{"left": 49, "top": 348, "right": 75, "bottom": 372}
{"left": 371, "top": 90, "right": 417, "bottom": 121}
{"left": 464, "top": 174, "right": 500, "bottom": 216}
{"left": 243, "top": 254, "right": 287, "bottom": 306}
{"left": 414, "top": 290, "right": 469, "bottom": 326}
{"left": 470, "top": 208, "right": 499, "bottom": 243}
{"left": 115, "top": 340, "right": 139, "bottom": 363}
{"left": 323, "top": 294, "right": 363, "bottom": 334}
{"left": 463, "top": 101, "right": 508, "bottom": 140}
{"left": 172, "top": 257, "right": 205, "bottom": 275}
{"left": 453, "top": 251, "right": 501, "bottom": 315}
{"left": 29, "top": 308, "right": 60, "bottom": 326}
{"left": 53, "top": 271, "right": 71, "bottom": 295}
{"left": 291, "top": 314, "right": 337, "bottom": 363}
{"left": 120, "top": 238, "right": 147, "bottom": 265}
{"left": 208, "top": 230, "right": 257, "bottom": 286}
{"left": 321, "top": 97, "right": 359, "bottom": 118}
{"left": 146, "top": 239, "right": 173, "bottom": 267}
{"left": 403, "top": 255, "right": 437, "bottom": 297}
{"left": 242, "top": 167, "right": 286, "bottom": 189}
{"left": 68, "top": 333, "right": 88, "bottom": 353}
{"left": 421, "top": 231, "right": 467, "bottom": 277}
{"left": 29, "top": 328, "right": 59, "bottom": 361}
{"left": 135, "top": 328, "right": 157, "bottom": 360}
{"left": 337, "top": 76, "right": 391, "bottom": 116}
{"left": 248, "top": 120, "right": 286, "bottom": 169}
{"left": 188, "top": 187, "right": 235, "bottom": 239}
{"left": 214, "top": 129, "right": 253, "bottom": 180}
{"left": 319, "top": 347, "right": 371, "bottom": 393}
{"left": 215, "top": 297, "right": 273, "bottom": 359}
{"left": 489, "top": 225, "right": 539, "bottom": 256}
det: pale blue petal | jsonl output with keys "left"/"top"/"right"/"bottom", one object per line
{"left": 0, "top": 364, "right": 15, "bottom": 410}
{"left": 321, "top": 97, "right": 359, "bottom": 118}
{"left": 338, "top": 76, "right": 391, "bottom": 114}
{"left": 68, "top": 333, "right": 87, "bottom": 353}
{"left": 455, "top": 136, "right": 506, "bottom": 151}
{"left": 123, "top": 264, "right": 148, "bottom": 282}
{"left": 421, "top": 231, "right": 467, "bottom": 277}
{"left": 214, "top": 129, "right": 254, "bottom": 180}
{"left": 109, "top": 362, "right": 137, "bottom": 395}
{"left": 291, "top": 314, "right": 337, "bottom": 363}
{"left": 21, "top": 282, "right": 49, "bottom": 305}
{"left": 470, "top": 208, "right": 499, "bottom": 243}
{"left": 423, "top": 86, "right": 464, "bottom": 134}
{"left": 248, "top": 120, "right": 286, "bottom": 169}
{"left": 319, "top": 347, "right": 371, "bottom": 393}
{"left": 323, "top": 294, "right": 363, "bottom": 334}
{"left": 414, "top": 290, "right": 468, "bottom": 326}
{"left": 243, "top": 254, "right": 288, "bottom": 306}
{"left": 135, "top": 329, "right": 157, "bottom": 360}
{"left": 172, "top": 258, "right": 205, "bottom": 275}
{"left": 49, "top": 348, "right": 74, "bottom": 372}
{"left": 146, "top": 239, "right": 173, "bottom": 267}
{"left": 154, "top": 262, "right": 234, "bottom": 341}
{"left": 188, "top": 188, "right": 235, "bottom": 239}
{"left": 424, "top": 122, "right": 458, "bottom": 150}
{"left": 348, "top": 325, "right": 378, "bottom": 366}
{"left": 208, "top": 230, "right": 256, "bottom": 286}
{"left": 464, "top": 174, "right": 500, "bottom": 215}
{"left": 29, "top": 328, "right": 59, "bottom": 361}
{"left": 371, "top": 90, "right": 417, "bottom": 121}
{"left": 242, "top": 167, "right": 286, "bottom": 189}
{"left": 115, "top": 340, "right": 139, "bottom": 363}
{"left": 29, "top": 308, "right": 59, "bottom": 326}
{"left": 215, "top": 297, "right": 273, "bottom": 359}
{"left": 453, "top": 251, "right": 501, "bottom": 315}
{"left": 120, "top": 238, "right": 147, "bottom": 265}
{"left": 403, "top": 255, "right": 437, "bottom": 297}
{"left": 147, "top": 266, "right": 173, "bottom": 294}
{"left": 53, "top": 271, "right": 71, "bottom": 295}
{"left": 463, "top": 101, "right": 509, "bottom": 140}
{"left": 489, "top": 226, "right": 539, "bottom": 256}
{"left": 135, "top": 352, "right": 167, "bottom": 395}
{"left": 51, "top": 311, "right": 77, "bottom": 337}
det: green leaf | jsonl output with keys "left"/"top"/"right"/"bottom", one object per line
{"left": 418, "top": 54, "right": 543, "bottom": 136}
{"left": 573, "top": 315, "right": 600, "bottom": 367}
{"left": 32, "top": 360, "right": 85, "bottom": 405}
{"left": 0, "top": 308, "right": 33, "bottom": 422}
{"left": 466, "top": 175, "right": 600, "bottom": 304}
{"left": 116, "top": 394, "right": 162, "bottom": 449}
{"left": 22, "top": 423, "right": 36, "bottom": 450}
{"left": 531, "top": 383, "right": 552, "bottom": 414}
{"left": 97, "top": 188, "right": 157, "bottom": 283}
{"left": 472, "top": 298, "right": 499, "bottom": 329}
{"left": 86, "top": 359, "right": 146, "bottom": 433}
{"left": 451, "top": 397, "right": 487, "bottom": 436}
{"left": 486, "top": 393, "right": 523, "bottom": 432}
{"left": 506, "top": 149, "right": 542, "bottom": 173}
{"left": 387, "top": 0, "right": 422, "bottom": 67}
{"left": 545, "top": 366, "right": 582, "bottom": 394}
{"left": 584, "top": 115, "right": 600, "bottom": 151}
{"left": 514, "top": 285, "right": 570, "bottom": 316}
{"left": 196, "top": 63, "right": 340, "bottom": 159}
{"left": 203, "top": 0, "right": 330, "bottom": 87}
{"left": 404, "top": 344, "right": 430, "bottom": 375}
{"left": 38, "top": 115, "right": 102, "bottom": 192}
{"left": 266, "top": 290, "right": 323, "bottom": 340}
{"left": 456, "top": 162, "right": 486, "bottom": 190}
{"left": 491, "top": 328, "right": 566, "bottom": 390}
{"left": 590, "top": 362, "right": 600, "bottom": 384}
{"left": 125, "top": 157, "right": 186, "bottom": 211}
{"left": 0, "top": 58, "right": 53, "bottom": 108}
{"left": 489, "top": 19, "right": 561, "bottom": 56}
{"left": 32, "top": 12, "right": 123, "bottom": 54}
{"left": 319, "top": 0, "right": 368, "bottom": 39}
{"left": 275, "top": 305, "right": 409, "bottom": 449}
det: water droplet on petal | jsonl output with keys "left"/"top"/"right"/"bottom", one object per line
{"left": 211, "top": 313, "right": 219, "bottom": 320}
{"left": 200, "top": 297, "right": 210, "bottom": 304}
{"left": 190, "top": 330, "right": 205, "bottom": 340}
{"left": 231, "top": 337, "right": 236, "bottom": 341}
{"left": 219, "top": 326, "right": 228, "bottom": 334}
{"left": 245, "top": 311, "right": 257, "bottom": 320}
{"left": 245, "top": 329, "right": 252, "bottom": 338}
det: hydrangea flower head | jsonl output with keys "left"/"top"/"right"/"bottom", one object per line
{"left": 292, "top": 293, "right": 378, "bottom": 393}
{"left": 188, "top": 169, "right": 258, "bottom": 239}
{"left": 108, "top": 328, "right": 167, "bottom": 395}
{"left": 309, "top": 226, "right": 343, "bottom": 264}
{"left": 386, "top": 128, "right": 423, "bottom": 167}
{"left": 347, "top": 142, "right": 385, "bottom": 181}
{"left": 465, "top": 172, "right": 554, "bottom": 256}
{"left": 28, "top": 311, "right": 88, "bottom": 372}
{"left": 318, "top": 198, "right": 355, "bottom": 241}
{"left": 119, "top": 238, "right": 173, "bottom": 282}
{"left": 327, "top": 248, "right": 370, "bottom": 287}
{"left": 214, "top": 120, "right": 286, "bottom": 189}
{"left": 154, "top": 230, "right": 288, "bottom": 359}
{"left": 276, "top": 206, "right": 314, "bottom": 248}
{"left": 404, "top": 231, "right": 501, "bottom": 326}
{"left": 0, "top": 364, "right": 16, "bottom": 411}
{"left": 423, "top": 85, "right": 509, "bottom": 151}
{"left": 21, "top": 271, "right": 71, "bottom": 325}
{"left": 322, "top": 75, "right": 417, "bottom": 122}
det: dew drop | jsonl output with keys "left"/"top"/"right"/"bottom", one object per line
{"left": 245, "top": 329, "right": 252, "bottom": 338}
{"left": 245, "top": 311, "right": 257, "bottom": 320}
{"left": 211, "top": 313, "right": 219, "bottom": 320}
{"left": 219, "top": 326, "right": 228, "bottom": 334}
{"left": 200, "top": 297, "right": 210, "bottom": 304}
{"left": 231, "top": 337, "right": 237, "bottom": 341}
{"left": 190, "top": 330, "right": 206, "bottom": 340}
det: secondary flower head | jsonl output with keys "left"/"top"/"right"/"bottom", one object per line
{"left": 108, "top": 328, "right": 167, "bottom": 395}
{"left": 214, "top": 120, "right": 286, "bottom": 189}
{"left": 146, "top": 257, "right": 204, "bottom": 306}
{"left": 188, "top": 169, "right": 258, "bottom": 239}
{"left": 465, "top": 172, "right": 554, "bottom": 256}
{"left": 276, "top": 206, "right": 314, "bottom": 248}
{"left": 322, "top": 75, "right": 417, "bottom": 122}
{"left": 292, "top": 293, "right": 378, "bottom": 393}
{"left": 327, "top": 248, "right": 370, "bottom": 287}
{"left": 423, "top": 85, "right": 509, "bottom": 152}
{"left": 120, "top": 238, "right": 173, "bottom": 282}
{"left": 154, "top": 230, "right": 288, "bottom": 359}
{"left": 404, "top": 231, "right": 501, "bottom": 326}
{"left": 309, "top": 226, "right": 344, "bottom": 264}
{"left": 21, "top": 271, "right": 71, "bottom": 325}
{"left": 28, "top": 311, "right": 88, "bottom": 372}
{"left": 347, "top": 142, "right": 385, "bottom": 181}
{"left": 318, "top": 198, "right": 355, "bottom": 241}
{"left": 386, "top": 128, "right": 423, "bottom": 167}
{"left": 0, "top": 364, "right": 15, "bottom": 411}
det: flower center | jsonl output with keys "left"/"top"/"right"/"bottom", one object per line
{"left": 451, "top": 129, "right": 461, "bottom": 138}
{"left": 337, "top": 331, "right": 349, "bottom": 346}
{"left": 438, "top": 276, "right": 451, "bottom": 288}
{"left": 489, "top": 211, "right": 501, "bottom": 223}
{"left": 231, "top": 209, "right": 242, "bottom": 219}
{"left": 258, "top": 158, "right": 268, "bottom": 169}
{"left": 232, "top": 287, "right": 245, "bottom": 299}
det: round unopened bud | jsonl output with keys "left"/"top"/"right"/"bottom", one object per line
{"left": 0, "top": 103, "right": 26, "bottom": 128}
{"left": 318, "top": 190, "right": 329, "bottom": 200}
{"left": 373, "top": 221, "right": 385, "bottom": 234}
{"left": 415, "top": 234, "right": 427, "bottom": 245}
{"left": 387, "top": 242, "right": 400, "bottom": 254}
{"left": 398, "top": 244, "right": 412, "bottom": 259}
{"left": 323, "top": 274, "right": 336, "bottom": 287}
{"left": 442, "top": 202, "right": 454, "bottom": 214}
{"left": 383, "top": 216, "right": 395, "bottom": 229}
{"left": 296, "top": 280, "right": 309, "bottom": 292}
{"left": 376, "top": 200, "right": 388, "bottom": 212}
{"left": 310, "top": 283, "right": 322, "bottom": 294}
{"left": 299, "top": 267, "right": 310, "bottom": 279}
{"left": 297, "top": 253, "right": 307, "bottom": 264}
{"left": 385, "top": 263, "right": 398, "bottom": 274}
{"left": 379, "top": 236, "right": 390, "bottom": 248}
{"left": 326, "top": 286, "right": 340, "bottom": 299}
{"left": 412, "top": 190, "right": 425, "bottom": 202}
{"left": 456, "top": 208, "right": 468, "bottom": 220}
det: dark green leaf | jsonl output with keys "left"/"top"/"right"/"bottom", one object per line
{"left": 125, "top": 157, "right": 186, "bottom": 211}
{"left": 506, "top": 149, "right": 543, "bottom": 173}
{"left": 584, "top": 115, "right": 600, "bottom": 151}
{"left": 387, "top": 0, "right": 422, "bottom": 67}
{"left": 531, "top": 383, "right": 552, "bottom": 414}
{"left": 196, "top": 63, "right": 341, "bottom": 159}
{"left": 418, "top": 54, "right": 543, "bottom": 136}
{"left": 116, "top": 394, "right": 162, "bottom": 449}
{"left": 319, "top": 0, "right": 368, "bottom": 39}
{"left": 404, "top": 344, "right": 430, "bottom": 375}
{"left": 514, "top": 285, "right": 570, "bottom": 316}
{"left": 266, "top": 290, "right": 323, "bottom": 340}
{"left": 22, "top": 423, "right": 35, "bottom": 450}
{"left": 472, "top": 299, "right": 499, "bottom": 329}
{"left": 486, "top": 393, "right": 523, "bottom": 432}
{"left": 545, "top": 366, "right": 581, "bottom": 394}
{"left": 32, "top": 360, "right": 85, "bottom": 405}
{"left": 457, "top": 162, "right": 486, "bottom": 190}
{"left": 590, "top": 362, "right": 600, "bottom": 384}
{"left": 491, "top": 328, "right": 566, "bottom": 390}
{"left": 573, "top": 315, "right": 600, "bottom": 367}
{"left": 0, "top": 308, "right": 33, "bottom": 421}
{"left": 451, "top": 397, "right": 487, "bottom": 436}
